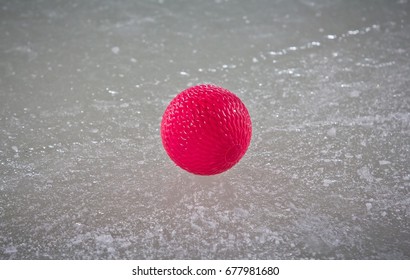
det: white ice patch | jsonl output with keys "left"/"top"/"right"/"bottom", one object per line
{"left": 323, "top": 179, "right": 336, "bottom": 187}
{"left": 111, "top": 46, "right": 120, "bottom": 54}
{"left": 365, "top": 203, "right": 372, "bottom": 211}
{"left": 357, "top": 166, "right": 374, "bottom": 183}
{"left": 106, "top": 88, "right": 119, "bottom": 96}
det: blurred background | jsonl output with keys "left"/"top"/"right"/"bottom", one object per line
{"left": 0, "top": 0, "right": 409, "bottom": 259}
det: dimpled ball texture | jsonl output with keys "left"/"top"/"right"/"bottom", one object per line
{"left": 161, "top": 84, "right": 252, "bottom": 175}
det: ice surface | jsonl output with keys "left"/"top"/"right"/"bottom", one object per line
{"left": 0, "top": 0, "right": 409, "bottom": 259}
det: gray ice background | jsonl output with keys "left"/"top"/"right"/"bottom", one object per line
{"left": 1, "top": 0, "right": 409, "bottom": 259}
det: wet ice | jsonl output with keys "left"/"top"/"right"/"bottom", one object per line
{"left": 0, "top": 0, "right": 410, "bottom": 259}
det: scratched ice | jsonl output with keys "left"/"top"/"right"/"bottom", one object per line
{"left": 0, "top": 0, "right": 409, "bottom": 259}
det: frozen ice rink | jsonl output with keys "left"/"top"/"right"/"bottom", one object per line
{"left": 1, "top": 0, "right": 409, "bottom": 259}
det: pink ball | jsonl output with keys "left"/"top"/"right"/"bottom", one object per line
{"left": 161, "top": 84, "right": 252, "bottom": 175}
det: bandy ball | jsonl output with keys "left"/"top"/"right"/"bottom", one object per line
{"left": 161, "top": 84, "right": 252, "bottom": 175}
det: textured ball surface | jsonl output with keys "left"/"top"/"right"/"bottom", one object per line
{"left": 161, "top": 84, "right": 252, "bottom": 175}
